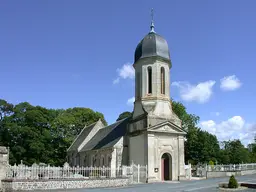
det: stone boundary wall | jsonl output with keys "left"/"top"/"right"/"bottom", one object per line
{"left": 241, "top": 169, "right": 256, "bottom": 175}
{"left": 1, "top": 178, "right": 129, "bottom": 191}
{"left": 206, "top": 169, "right": 256, "bottom": 179}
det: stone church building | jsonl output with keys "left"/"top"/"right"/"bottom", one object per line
{"left": 67, "top": 18, "right": 186, "bottom": 182}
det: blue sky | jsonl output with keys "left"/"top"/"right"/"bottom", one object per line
{"left": 0, "top": 0, "right": 255, "bottom": 145}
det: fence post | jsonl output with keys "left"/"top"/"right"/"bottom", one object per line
{"left": 138, "top": 164, "right": 140, "bottom": 183}
{"left": 189, "top": 164, "right": 191, "bottom": 180}
{"left": 146, "top": 165, "right": 148, "bottom": 182}
{"left": 131, "top": 163, "right": 134, "bottom": 183}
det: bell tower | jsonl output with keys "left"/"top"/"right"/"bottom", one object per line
{"left": 128, "top": 10, "right": 186, "bottom": 181}
{"left": 131, "top": 9, "right": 181, "bottom": 128}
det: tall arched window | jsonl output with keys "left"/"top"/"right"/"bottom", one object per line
{"left": 108, "top": 156, "right": 111, "bottom": 167}
{"left": 161, "top": 67, "right": 165, "bottom": 94}
{"left": 84, "top": 155, "right": 87, "bottom": 166}
{"left": 148, "top": 67, "right": 152, "bottom": 94}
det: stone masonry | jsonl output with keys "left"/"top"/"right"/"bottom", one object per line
{"left": 0, "top": 146, "right": 9, "bottom": 191}
{"left": 1, "top": 178, "right": 129, "bottom": 191}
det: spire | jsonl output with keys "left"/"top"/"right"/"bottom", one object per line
{"left": 150, "top": 8, "right": 155, "bottom": 33}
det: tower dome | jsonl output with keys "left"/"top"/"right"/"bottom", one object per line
{"left": 134, "top": 13, "right": 170, "bottom": 63}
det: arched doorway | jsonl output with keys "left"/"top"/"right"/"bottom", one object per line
{"left": 161, "top": 153, "right": 172, "bottom": 180}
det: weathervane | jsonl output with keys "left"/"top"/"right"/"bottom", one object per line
{"left": 150, "top": 8, "right": 155, "bottom": 33}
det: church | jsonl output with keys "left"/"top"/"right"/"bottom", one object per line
{"left": 67, "top": 13, "right": 186, "bottom": 182}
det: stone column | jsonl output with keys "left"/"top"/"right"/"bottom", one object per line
{"left": 147, "top": 133, "right": 158, "bottom": 183}
{"left": 0, "top": 146, "right": 9, "bottom": 189}
{"left": 111, "top": 148, "right": 117, "bottom": 177}
{"left": 178, "top": 136, "right": 186, "bottom": 180}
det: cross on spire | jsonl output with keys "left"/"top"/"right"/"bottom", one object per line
{"left": 150, "top": 8, "right": 155, "bottom": 33}
{"left": 151, "top": 8, "right": 154, "bottom": 22}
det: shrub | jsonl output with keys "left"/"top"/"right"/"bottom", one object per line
{"left": 209, "top": 160, "right": 214, "bottom": 170}
{"left": 209, "top": 160, "right": 214, "bottom": 165}
{"left": 228, "top": 175, "right": 238, "bottom": 188}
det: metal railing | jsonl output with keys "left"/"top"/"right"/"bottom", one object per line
{"left": 207, "top": 163, "right": 256, "bottom": 172}
{"left": 5, "top": 162, "right": 148, "bottom": 183}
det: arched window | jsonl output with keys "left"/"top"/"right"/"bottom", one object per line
{"left": 108, "top": 156, "right": 111, "bottom": 167}
{"left": 76, "top": 153, "right": 80, "bottom": 166}
{"left": 161, "top": 67, "right": 165, "bottom": 94}
{"left": 148, "top": 67, "right": 152, "bottom": 94}
{"left": 92, "top": 156, "right": 96, "bottom": 166}
{"left": 84, "top": 156, "right": 87, "bottom": 166}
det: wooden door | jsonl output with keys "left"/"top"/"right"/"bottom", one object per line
{"left": 161, "top": 158, "right": 165, "bottom": 181}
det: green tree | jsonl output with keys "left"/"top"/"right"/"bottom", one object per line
{"left": 0, "top": 99, "right": 14, "bottom": 120}
{"left": 172, "top": 100, "right": 199, "bottom": 131}
{"left": 228, "top": 175, "right": 238, "bottom": 188}
{"left": 222, "top": 140, "right": 251, "bottom": 164}
{"left": 172, "top": 100, "right": 220, "bottom": 164}
{"left": 0, "top": 99, "right": 108, "bottom": 166}
{"left": 248, "top": 136, "right": 256, "bottom": 162}
{"left": 116, "top": 111, "right": 132, "bottom": 121}
{"left": 51, "top": 107, "right": 107, "bottom": 165}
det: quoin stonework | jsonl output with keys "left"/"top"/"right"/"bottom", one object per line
{"left": 67, "top": 13, "right": 186, "bottom": 182}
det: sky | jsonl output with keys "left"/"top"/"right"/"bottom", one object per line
{"left": 0, "top": 0, "right": 255, "bottom": 146}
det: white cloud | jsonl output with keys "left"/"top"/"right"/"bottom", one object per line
{"left": 113, "top": 78, "right": 120, "bottom": 84}
{"left": 127, "top": 97, "right": 135, "bottom": 106}
{"left": 113, "top": 63, "right": 135, "bottom": 84}
{"left": 210, "top": 112, "right": 220, "bottom": 116}
{"left": 220, "top": 75, "right": 242, "bottom": 91}
{"left": 199, "top": 116, "right": 256, "bottom": 146}
{"left": 172, "top": 80, "right": 216, "bottom": 103}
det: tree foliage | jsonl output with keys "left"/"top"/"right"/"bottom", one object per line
{"left": 117, "top": 100, "right": 256, "bottom": 165}
{"left": 116, "top": 111, "right": 132, "bottom": 121}
{"left": 1, "top": 97, "right": 255, "bottom": 166}
{"left": 171, "top": 100, "right": 220, "bottom": 164}
{"left": 221, "top": 140, "right": 251, "bottom": 164}
{"left": 0, "top": 99, "right": 107, "bottom": 166}
{"left": 228, "top": 175, "right": 238, "bottom": 188}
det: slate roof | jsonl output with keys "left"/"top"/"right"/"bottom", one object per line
{"left": 67, "top": 121, "right": 98, "bottom": 152}
{"left": 81, "top": 117, "right": 130, "bottom": 151}
{"left": 134, "top": 32, "right": 170, "bottom": 63}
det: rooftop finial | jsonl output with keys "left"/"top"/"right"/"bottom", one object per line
{"left": 150, "top": 8, "right": 155, "bottom": 33}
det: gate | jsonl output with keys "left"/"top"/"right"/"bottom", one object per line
{"left": 191, "top": 164, "right": 208, "bottom": 177}
{"left": 124, "top": 164, "right": 148, "bottom": 184}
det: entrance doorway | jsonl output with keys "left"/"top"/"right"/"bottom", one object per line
{"left": 161, "top": 153, "right": 172, "bottom": 180}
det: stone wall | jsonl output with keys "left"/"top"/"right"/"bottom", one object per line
{"left": 206, "top": 171, "right": 241, "bottom": 178}
{"left": 1, "top": 178, "right": 129, "bottom": 191}
{"left": 0, "top": 146, "right": 9, "bottom": 191}
{"left": 241, "top": 169, "right": 256, "bottom": 175}
{"left": 207, "top": 169, "right": 256, "bottom": 179}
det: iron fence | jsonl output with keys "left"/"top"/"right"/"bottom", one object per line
{"left": 5, "top": 162, "right": 148, "bottom": 183}
{"left": 191, "top": 163, "right": 256, "bottom": 177}
{"left": 207, "top": 163, "right": 256, "bottom": 172}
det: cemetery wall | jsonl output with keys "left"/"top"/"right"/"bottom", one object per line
{"left": 206, "top": 169, "right": 256, "bottom": 178}
{"left": 1, "top": 177, "right": 129, "bottom": 191}
{"left": 206, "top": 171, "right": 241, "bottom": 178}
